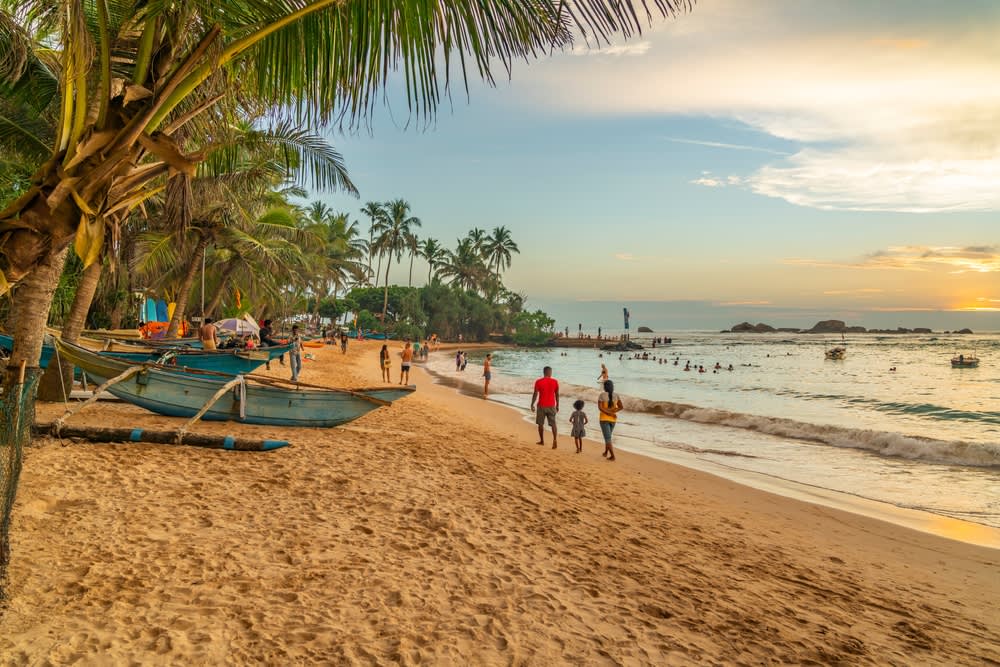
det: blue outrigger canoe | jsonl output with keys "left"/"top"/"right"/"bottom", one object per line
{"left": 3, "top": 332, "right": 291, "bottom": 375}
{"left": 55, "top": 339, "right": 413, "bottom": 427}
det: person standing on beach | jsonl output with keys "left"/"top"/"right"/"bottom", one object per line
{"left": 198, "top": 317, "right": 219, "bottom": 351}
{"left": 530, "top": 366, "right": 560, "bottom": 448}
{"left": 598, "top": 363, "right": 609, "bottom": 384}
{"left": 569, "top": 399, "right": 588, "bottom": 453}
{"left": 598, "top": 380, "right": 624, "bottom": 461}
{"left": 289, "top": 325, "right": 303, "bottom": 382}
{"left": 340, "top": 332, "right": 348, "bottom": 354}
{"left": 380, "top": 344, "right": 392, "bottom": 382}
{"left": 455, "top": 350, "right": 462, "bottom": 371}
{"left": 400, "top": 341, "right": 414, "bottom": 384}
{"left": 483, "top": 353, "right": 493, "bottom": 398}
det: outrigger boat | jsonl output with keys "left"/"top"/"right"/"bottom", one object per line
{"left": 55, "top": 339, "right": 413, "bottom": 427}
{"left": 4, "top": 332, "right": 291, "bottom": 375}
{"left": 951, "top": 353, "right": 979, "bottom": 368}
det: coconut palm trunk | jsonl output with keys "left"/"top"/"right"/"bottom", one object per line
{"left": 37, "top": 260, "right": 104, "bottom": 400}
{"left": 381, "top": 257, "right": 393, "bottom": 326}
{"left": 408, "top": 251, "right": 415, "bottom": 287}
{"left": 204, "top": 262, "right": 240, "bottom": 318}
{"left": 165, "top": 235, "right": 210, "bottom": 338}
{"left": 4, "top": 247, "right": 69, "bottom": 387}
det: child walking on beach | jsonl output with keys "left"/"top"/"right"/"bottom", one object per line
{"left": 569, "top": 399, "right": 588, "bottom": 453}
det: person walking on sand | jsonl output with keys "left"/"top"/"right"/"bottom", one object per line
{"left": 340, "top": 332, "right": 348, "bottom": 354}
{"left": 400, "top": 341, "right": 414, "bottom": 385}
{"left": 598, "top": 379, "right": 624, "bottom": 461}
{"left": 380, "top": 344, "right": 392, "bottom": 383}
{"left": 483, "top": 353, "right": 493, "bottom": 398}
{"left": 198, "top": 317, "right": 219, "bottom": 351}
{"left": 530, "top": 366, "right": 560, "bottom": 448}
{"left": 289, "top": 325, "right": 303, "bottom": 382}
{"left": 569, "top": 399, "right": 588, "bottom": 453}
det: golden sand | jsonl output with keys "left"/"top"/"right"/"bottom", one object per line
{"left": 3, "top": 340, "right": 998, "bottom": 664}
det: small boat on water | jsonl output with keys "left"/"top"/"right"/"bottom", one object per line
{"left": 825, "top": 346, "right": 846, "bottom": 360}
{"left": 55, "top": 339, "right": 413, "bottom": 427}
{"left": 951, "top": 354, "right": 979, "bottom": 368}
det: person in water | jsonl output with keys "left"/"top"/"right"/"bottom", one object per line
{"left": 597, "top": 363, "right": 609, "bottom": 384}
{"left": 483, "top": 353, "right": 493, "bottom": 398}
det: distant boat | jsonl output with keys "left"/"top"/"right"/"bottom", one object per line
{"left": 951, "top": 354, "right": 979, "bottom": 368}
{"left": 825, "top": 346, "right": 846, "bottom": 360}
{"left": 55, "top": 339, "right": 413, "bottom": 427}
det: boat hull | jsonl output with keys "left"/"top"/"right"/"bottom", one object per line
{"left": 101, "top": 350, "right": 269, "bottom": 375}
{"left": 56, "top": 340, "right": 413, "bottom": 427}
{"left": 0, "top": 333, "right": 54, "bottom": 369}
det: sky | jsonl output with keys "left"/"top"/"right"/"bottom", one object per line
{"left": 313, "top": 0, "right": 1000, "bottom": 330}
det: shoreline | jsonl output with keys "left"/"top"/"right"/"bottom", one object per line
{"left": 4, "top": 340, "right": 998, "bottom": 663}
{"left": 421, "top": 350, "right": 1000, "bottom": 548}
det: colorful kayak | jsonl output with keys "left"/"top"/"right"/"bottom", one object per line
{"left": 55, "top": 339, "right": 414, "bottom": 427}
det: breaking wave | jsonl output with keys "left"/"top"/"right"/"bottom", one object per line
{"left": 423, "top": 357, "right": 1000, "bottom": 469}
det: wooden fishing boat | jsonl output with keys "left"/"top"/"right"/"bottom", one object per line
{"left": 101, "top": 348, "right": 271, "bottom": 375}
{"left": 0, "top": 332, "right": 55, "bottom": 369}
{"left": 55, "top": 339, "right": 413, "bottom": 427}
{"left": 824, "top": 346, "right": 846, "bottom": 360}
{"left": 951, "top": 354, "right": 979, "bottom": 368}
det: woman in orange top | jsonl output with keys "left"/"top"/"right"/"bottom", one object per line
{"left": 598, "top": 379, "right": 624, "bottom": 461}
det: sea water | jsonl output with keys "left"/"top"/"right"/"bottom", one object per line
{"left": 425, "top": 333, "right": 1000, "bottom": 535}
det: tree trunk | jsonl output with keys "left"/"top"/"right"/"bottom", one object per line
{"left": 5, "top": 246, "right": 69, "bottom": 394}
{"left": 204, "top": 262, "right": 238, "bottom": 319}
{"left": 381, "top": 257, "right": 393, "bottom": 325}
{"left": 375, "top": 251, "right": 383, "bottom": 290}
{"left": 37, "top": 260, "right": 103, "bottom": 401}
{"left": 165, "top": 235, "right": 209, "bottom": 338}
{"left": 408, "top": 252, "right": 415, "bottom": 287}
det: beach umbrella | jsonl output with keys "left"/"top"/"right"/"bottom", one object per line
{"left": 215, "top": 314, "right": 260, "bottom": 335}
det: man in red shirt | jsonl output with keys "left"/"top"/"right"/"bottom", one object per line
{"left": 530, "top": 366, "right": 560, "bottom": 448}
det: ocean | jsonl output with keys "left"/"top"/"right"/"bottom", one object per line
{"left": 424, "top": 332, "right": 1000, "bottom": 540}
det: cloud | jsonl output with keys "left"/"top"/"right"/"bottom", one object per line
{"left": 614, "top": 252, "right": 635, "bottom": 261}
{"left": 716, "top": 300, "right": 772, "bottom": 306}
{"left": 785, "top": 245, "right": 1000, "bottom": 273}
{"left": 515, "top": 0, "right": 1000, "bottom": 212}
{"left": 663, "top": 137, "right": 790, "bottom": 156}
{"left": 822, "top": 288, "right": 884, "bottom": 296}
{"left": 691, "top": 176, "right": 723, "bottom": 187}
{"left": 569, "top": 41, "right": 652, "bottom": 57}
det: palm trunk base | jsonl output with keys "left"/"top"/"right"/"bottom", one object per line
{"left": 36, "top": 358, "right": 74, "bottom": 402}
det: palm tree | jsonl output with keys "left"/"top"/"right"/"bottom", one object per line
{"left": 467, "top": 228, "right": 488, "bottom": 255}
{"left": 439, "top": 237, "right": 489, "bottom": 293}
{"left": 360, "top": 201, "right": 386, "bottom": 286}
{"left": 0, "top": 0, "right": 686, "bottom": 375}
{"left": 420, "top": 238, "right": 448, "bottom": 284}
{"left": 375, "top": 199, "right": 421, "bottom": 324}
{"left": 405, "top": 231, "right": 420, "bottom": 287}
{"left": 483, "top": 225, "right": 520, "bottom": 293}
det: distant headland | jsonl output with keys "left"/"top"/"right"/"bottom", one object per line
{"left": 726, "top": 320, "right": 974, "bottom": 335}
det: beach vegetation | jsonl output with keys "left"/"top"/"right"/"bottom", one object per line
{"left": 511, "top": 310, "right": 556, "bottom": 346}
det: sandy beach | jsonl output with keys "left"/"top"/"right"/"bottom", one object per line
{"left": 2, "top": 340, "right": 998, "bottom": 665}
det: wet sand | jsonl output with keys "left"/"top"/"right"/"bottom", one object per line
{"left": 3, "top": 340, "right": 998, "bottom": 664}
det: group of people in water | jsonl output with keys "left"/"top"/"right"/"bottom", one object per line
{"left": 616, "top": 351, "right": 735, "bottom": 374}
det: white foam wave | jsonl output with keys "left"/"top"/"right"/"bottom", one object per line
{"left": 423, "top": 355, "right": 1000, "bottom": 469}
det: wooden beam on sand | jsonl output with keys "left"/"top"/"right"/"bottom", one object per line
{"left": 33, "top": 423, "right": 289, "bottom": 451}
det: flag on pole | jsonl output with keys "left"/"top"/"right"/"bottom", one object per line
{"left": 623, "top": 307, "right": 630, "bottom": 330}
